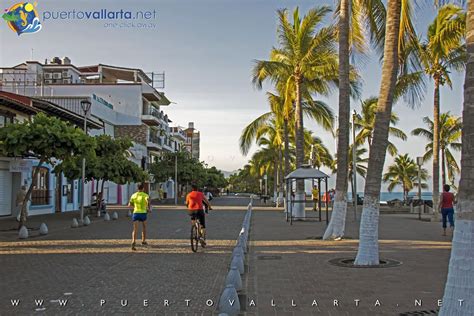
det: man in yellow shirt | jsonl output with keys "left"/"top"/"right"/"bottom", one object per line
{"left": 128, "top": 184, "right": 151, "bottom": 250}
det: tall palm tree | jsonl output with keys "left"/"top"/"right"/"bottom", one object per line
{"left": 252, "top": 7, "right": 347, "bottom": 214}
{"left": 411, "top": 113, "right": 462, "bottom": 186}
{"left": 347, "top": 144, "right": 369, "bottom": 202}
{"left": 354, "top": 97, "right": 407, "bottom": 156}
{"left": 420, "top": 4, "right": 466, "bottom": 218}
{"left": 440, "top": 2, "right": 474, "bottom": 313}
{"left": 382, "top": 154, "right": 428, "bottom": 203}
{"left": 354, "top": 0, "right": 405, "bottom": 265}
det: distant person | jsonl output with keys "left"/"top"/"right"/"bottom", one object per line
{"left": 186, "top": 185, "right": 212, "bottom": 246}
{"left": 128, "top": 184, "right": 151, "bottom": 250}
{"left": 16, "top": 185, "right": 28, "bottom": 223}
{"left": 312, "top": 186, "right": 319, "bottom": 211}
{"left": 226, "top": 188, "right": 230, "bottom": 196}
{"left": 329, "top": 189, "right": 336, "bottom": 207}
{"left": 439, "top": 184, "right": 455, "bottom": 236}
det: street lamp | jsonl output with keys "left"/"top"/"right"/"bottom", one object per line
{"left": 416, "top": 156, "right": 424, "bottom": 220}
{"left": 352, "top": 109, "right": 357, "bottom": 221}
{"left": 80, "top": 99, "right": 92, "bottom": 224}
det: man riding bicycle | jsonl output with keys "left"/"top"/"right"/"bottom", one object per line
{"left": 186, "top": 184, "right": 212, "bottom": 246}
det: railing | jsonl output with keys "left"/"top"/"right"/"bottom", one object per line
{"left": 149, "top": 134, "right": 162, "bottom": 145}
{"left": 143, "top": 106, "right": 163, "bottom": 120}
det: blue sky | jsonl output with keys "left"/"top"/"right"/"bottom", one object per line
{"left": 0, "top": 0, "right": 464, "bottom": 190}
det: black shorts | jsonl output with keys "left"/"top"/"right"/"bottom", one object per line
{"left": 188, "top": 210, "right": 206, "bottom": 228}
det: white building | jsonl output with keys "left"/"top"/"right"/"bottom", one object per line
{"left": 0, "top": 57, "right": 179, "bottom": 216}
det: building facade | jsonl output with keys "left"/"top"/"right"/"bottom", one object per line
{"left": 184, "top": 122, "right": 200, "bottom": 160}
{"left": 0, "top": 57, "right": 188, "bottom": 217}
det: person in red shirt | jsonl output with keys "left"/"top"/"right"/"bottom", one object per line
{"left": 186, "top": 184, "right": 212, "bottom": 246}
{"left": 439, "top": 184, "right": 456, "bottom": 236}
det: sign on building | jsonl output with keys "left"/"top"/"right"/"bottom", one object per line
{"left": 9, "top": 160, "right": 33, "bottom": 173}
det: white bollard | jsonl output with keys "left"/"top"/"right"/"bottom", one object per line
{"left": 39, "top": 223, "right": 48, "bottom": 235}
{"left": 104, "top": 213, "right": 111, "bottom": 221}
{"left": 71, "top": 218, "right": 79, "bottom": 228}
{"left": 18, "top": 225, "right": 28, "bottom": 239}
{"left": 83, "top": 216, "right": 91, "bottom": 226}
{"left": 225, "top": 266, "right": 243, "bottom": 291}
{"left": 232, "top": 246, "right": 244, "bottom": 258}
{"left": 231, "top": 253, "right": 244, "bottom": 274}
{"left": 218, "top": 284, "right": 240, "bottom": 315}
{"left": 112, "top": 212, "right": 118, "bottom": 220}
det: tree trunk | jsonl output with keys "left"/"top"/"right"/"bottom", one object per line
{"left": 19, "top": 161, "right": 44, "bottom": 227}
{"left": 283, "top": 119, "right": 290, "bottom": 177}
{"left": 294, "top": 76, "right": 306, "bottom": 218}
{"left": 440, "top": 3, "right": 474, "bottom": 313}
{"left": 354, "top": 0, "right": 401, "bottom": 265}
{"left": 441, "top": 146, "right": 446, "bottom": 187}
{"left": 323, "top": 0, "right": 350, "bottom": 240}
{"left": 433, "top": 77, "right": 441, "bottom": 219}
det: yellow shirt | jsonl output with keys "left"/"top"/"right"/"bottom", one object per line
{"left": 129, "top": 191, "right": 149, "bottom": 213}
{"left": 312, "top": 189, "right": 319, "bottom": 200}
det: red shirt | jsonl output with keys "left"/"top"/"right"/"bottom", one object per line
{"left": 441, "top": 192, "right": 455, "bottom": 209}
{"left": 186, "top": 191, "right": 204, "bottom": 211}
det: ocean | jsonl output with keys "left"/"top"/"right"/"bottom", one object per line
{"left": 348, "top": 192, "right": 433, "bottom": 202}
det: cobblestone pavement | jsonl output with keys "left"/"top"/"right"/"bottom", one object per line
{"left": 1, "top": 198, "right": 454, "bottom": 316}
{"left": 0, "top": 197, "right": 250, "bottom": 315}
{"left": 243, "top": 210, "right": 452, "bottom": 316}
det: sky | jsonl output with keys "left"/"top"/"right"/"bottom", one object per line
{"left": 0, "top": 0, "right": 465, "bottom": 190}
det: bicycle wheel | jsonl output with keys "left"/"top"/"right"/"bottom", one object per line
{"left": 190, "top": 224, "right": 199, "bottom": 252}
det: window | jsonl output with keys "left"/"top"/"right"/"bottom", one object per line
{"left": 66, "top": 179, "right": 73, "bottom": 204}
{"left": 0, "top": 115, "right": 14, "bottom": 128}
{"left": 31, "top": 167, "right": 50, "bottom": 205}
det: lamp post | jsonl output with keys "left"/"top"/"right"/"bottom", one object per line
{"left": 416, "top": 157, "right": 423, "bottom": 220}
{"left": 174, "top": 152, "right": 178, "bottom": 206}
{"left": 352, "top": 110, "right": 357, "bottom": 221}
{"left": 80, "top": 99, "right": 92, "bottom": 224}
{"left": 264, "top": 174, "right": 268, "bottom": 197}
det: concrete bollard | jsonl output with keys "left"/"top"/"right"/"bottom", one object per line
{"left": 112, "top": 212, "right": 118, "bottom": 220}
{"left": 232, "top": 245, "right": 244, "bottom": 258}
{"left": 39, "top": 223, "right": 48, "bottom": 235}
{"left": 71, "top": 218, "right": 79, "bottom": 228}
{"left": 83, "top": 216, "right": 91, "bottom": 226}
{"left": 18, "top": 225, "right": 28, "bottom": 239}
{"left": 231, "top": 253, "right": 244, "bottom": 274}
{"left": 225, "top": 266, "right": 242, "bottom": 291}
{"left": 104, "top": 213, "right": 111, "bottom": 221}
{"left": 218, "top": 284, "right": 240, "bottom": 315}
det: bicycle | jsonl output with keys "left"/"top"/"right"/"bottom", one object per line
{"left": 190, "top": 219, "right": 203, "bottom": 252}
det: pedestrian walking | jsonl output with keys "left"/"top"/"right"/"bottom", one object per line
{"left": 128, "top": 184, "right": 151, "bottom": 250}
{"left": 439, "top": 184, "right": 456, "bottom": 236}
{"left": 16, "top": 185, "right": 28, "bottom": 223}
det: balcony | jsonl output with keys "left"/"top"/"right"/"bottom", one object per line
{"left": 141, "top": 107, "right": 163, "bottom": 126}
{"left": 147, "top": 134, "right": 162, "bottom": 151}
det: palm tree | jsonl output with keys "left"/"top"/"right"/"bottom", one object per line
{"left": 411, "top": 113, "right": 462, "bottom": 187}
{"left": 347, "top": 144, "right": 369, "bottom": 202}
{"left": 354, "top": 0, "right": 408, "bottom": 265}
{"left": 354, "top": 97, "right": 407, "bottom": 156}
{"left": 419, "top": 4, "right": 466, "bottom": 218}
{"left": 382, "top": 154, "right": 428, "bottom": 203}
{"left": 252, "top": 7, "right": 350, "bottom": 215}
{"left": 440, "top": 2, "right": 474, "bottom": 313}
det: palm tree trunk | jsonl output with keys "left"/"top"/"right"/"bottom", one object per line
{"left": 440, "top": 3, "right": 474, "bottom": 314}
{"left": 441, "top": 146, "right": 446, "bottom": 187}
{"left": 433, "top": 77, "right": 441, "bottom": 219}
{"left": 354, "top": 0, "right": 401, "bottom": 265}
{"left": 294, "top": 76, "right": 306, "bottom": 218}
{"left": 323, "top": 0, "right": 350, "bottom": 240}
{"left": 283, "top": 119, "right": 290, "bottom": 177}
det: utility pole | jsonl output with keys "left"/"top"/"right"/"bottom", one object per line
{"left": 174, "top": 153, "right": 178, "bottom": 205}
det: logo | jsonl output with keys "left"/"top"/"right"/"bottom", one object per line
{"left": 2, "top": 2, "right": 41, "bottom": 35}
